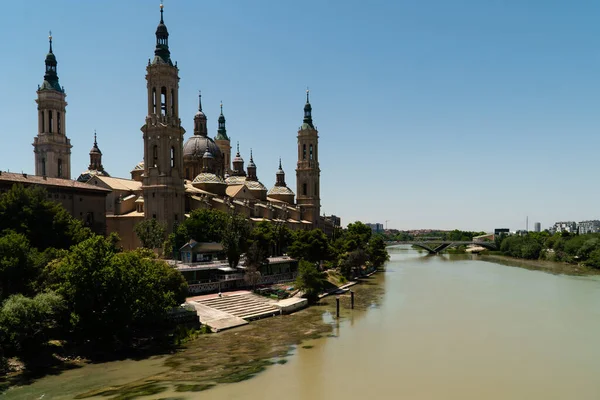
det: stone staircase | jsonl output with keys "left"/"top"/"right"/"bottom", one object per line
{"left": 197, "top": 294, "right": 280, "bottom": 321}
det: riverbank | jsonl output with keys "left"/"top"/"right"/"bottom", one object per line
{"left": 480, "top": 253, "right": 600, "bottom": 276}
{"left": 1, "top": 270, "right": 383, "bottom": 398}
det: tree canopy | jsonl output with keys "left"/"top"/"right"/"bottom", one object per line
{"left": 135, "top": 218, "right": 167, "bottom": 249}
{"left": 0, "top": 184, "right": 91, "bottom": 250}
{"left": 49, "top": 235, "right": 187, "bottom": 343}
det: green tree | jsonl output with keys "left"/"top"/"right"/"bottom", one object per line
{"left": 0, "top": 292, "right": 65, "bottom": 357}
{"left": 585, "top": 248, "right": 600, "bottom": 268}
{"left": 249, "top": 221, "right": 276, "bottom": 257}
{"left": 0, "top": 232, "right": 37, "bottom": 301}
{"left": 134, "top": 218, "right": 167, "bottom": 249}
{"left": 366, "top": 236, "right": 390, "bottom": 269}
{"left": 295, "top": 260, "right": 326, "bottom": 303}
{"left": 344, "top": 221, "right": 372, "bottom": 251}
{"left": 288, "top": 229, "right": 331, "bottom": 263}
{"left": 243, "top": 242, "right": 268, "bottom": 290}
{"left": 221, "top": 213, "right": 251, "bottom": 268}
{"left": 339, "top": 248, "right": 368, "bottom": 279}
{"left": 50, "top": 235, "right": 187, "bottom": 344}
{"left": 176, "top": 208, "right": 228, "bottom": 248}
{"left": 273, "top": 222, "right": 293, "bottom": 256}
{"left": 0, "top": 184, "right": 91, "bottom": 250}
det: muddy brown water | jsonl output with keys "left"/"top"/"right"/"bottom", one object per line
{"left": 5, "top": 246, "right": 600, "bottom": 399}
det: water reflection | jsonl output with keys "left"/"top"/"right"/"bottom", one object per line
{"left": 7, "top": 249, "right": 600, "bottom": 400}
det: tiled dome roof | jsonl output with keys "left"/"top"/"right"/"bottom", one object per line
{"left": 193, "top": 172, "right": 225, "bottom": 185}
{"left": 183, "top": 135, "right": 222, "bottom": 159}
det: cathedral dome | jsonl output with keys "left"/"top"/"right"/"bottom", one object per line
{"left": 133, "top": 161, "right": 144, "bottom": 171}
{"left": 193, "top": 172, "right": 225, "bottom": 185}
{"left": 245, "top": 180, "right": 267, "bottom": 192}
{"left": 267, "top": 185, "right": 294, "bottom": 196}
{"left": 183, "top": 136, "right": 222, "bottom": 160}
{"left": 77, "top": 169, "right": 110, "bottom": 183}
{"left": 192, "top": 172, "right": 226, "bottom": 196}
{"left": 225, "top": 175, "right": 247, "bottom": 185}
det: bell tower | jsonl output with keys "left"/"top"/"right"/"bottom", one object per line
{"left": 214, "top": 102, "right": 231, "bottom": 176}
{"left": 296, "top": 89, "right": 320, "bottom": 224}
{"left": 141, "top": 3, "right": 185, "bottom": 233}
{"left": 33, "top": 32, "right": 72, "bottom": 179}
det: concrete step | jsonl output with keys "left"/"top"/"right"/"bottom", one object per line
{"left": 196, "top": 294, "right": 279, "bottom": 321}
{"left": 228, "top": 305, "right": 279, "bottom": 317}
{"left": 242, "top": 309, "right": 282, "bottom": 320}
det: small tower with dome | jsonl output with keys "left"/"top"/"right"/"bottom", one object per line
{"left": 214, "top": 102, "right": 231, "bottom": 175}
{"left": 77, "top": 131, "right": 110, "bottom": 182}
{"left": 268, "top": 158, "right": 295, "bottom": 204}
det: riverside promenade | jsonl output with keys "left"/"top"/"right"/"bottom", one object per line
{"left": 187, "top": 291, "right": 307, "bottom": 332}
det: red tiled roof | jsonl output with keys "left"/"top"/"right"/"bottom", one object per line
{"left": 0, "top": 172, "right": 111, "bottom": 193}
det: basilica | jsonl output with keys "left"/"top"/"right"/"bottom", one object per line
{"left": 26, "top": 5, "right": 337, "bottom": 250}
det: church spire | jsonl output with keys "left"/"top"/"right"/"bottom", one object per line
{"left": 303, "top": 88, "right": 313, "bottom": 128}
{"left": 88, "top": 130, "right": 104, "bottom": 171}
{"left": 275, "top": 158, "right": 286, "bottom": 186}
{"left": 193, "top": 90, "right": 207, "bottom": 136}
{"left": 41, "top": 31, "right": 62, "bottom": 92}
{"left": 153, "top": 2, "right": 172, "bottom": 65}
{"left": 216, "top": 101, "right": 229, "bottom": 140}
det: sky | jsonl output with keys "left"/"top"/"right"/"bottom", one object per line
{"left": 2, "top": 0, "right": 599, "bottom": 232}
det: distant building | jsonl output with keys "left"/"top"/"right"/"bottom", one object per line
{"left": 494, "top": 228, "right": 509, "bottom": 236}
{"left": 366, "top": 223, "right": 384, "bottom": 233}
{"left": 551, "top": 221, "right": 577, "bottom": 234}
{"left": 324, "top": 215, "right": 341, "bottom": 228}
{"left": 473, "top": 233, "right": 494, "bottom": 242}
{"left": 578, "top": 220, "right": 600, "bottom": 235}
{"left": 534, "top": 222, "right": 541, "bottom": 232}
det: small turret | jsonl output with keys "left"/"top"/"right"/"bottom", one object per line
{"left": 193, "top": 91, "right": 208, "bottom": 136}
{"left": 40, "top": 32, "right": 62, "bottom": 92}
{"left": 216, "top": 102, "right": 229, "bottom": 140}
{"left": 153, "top": 2, "right": 172, "bottom": 65}
{"left": 303, "top": 88, "right": 314, "bottom": 129}
{"left": 246, "top": 149, "right": 257, "bottom": 181}
{"left": 231, "top": 142, "right": 246, "bottom": 176}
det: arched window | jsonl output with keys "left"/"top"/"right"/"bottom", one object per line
{"left": 48, "top": 111, "right": 53, "bottom": 133}
{"left": 152, "top": 87, "right": 157, "bottom": 114}
{"left": 309, "top": 144, "right": 313, "bottom": 160}
{"left": 153, "top": 145, "right": 158, "bottom": 168}
{"left": 303, "top": 144, "right": 306, "bottom": 160}
{"left": 57, "top": 112, "right": 61, "bottom": 134}
{"left": 171, "top": 89, "right": 175, "bottom": 117}
{"left": 57, "top": 159, "right": 63, "bottom": 178}
{"left": 40, "top": 111, "right": 45, "bottom": 132}
{"left": 185, "top": 168, "right": 190, "bottom": 180}
{"left": 160, "top": 87, "right": 167, "bottom": 116}
{"left": 41, "top": 158, "right": 46, "bottom": 176}
{"left": 170, "top": 147, "right": 175, "bottom": 168}
{"left": 303, "top": 183, "right": 307, "bottom": 196}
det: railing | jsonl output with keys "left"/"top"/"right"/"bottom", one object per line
{"left": 187, "top": 272, "right": 298, "bottom": 294}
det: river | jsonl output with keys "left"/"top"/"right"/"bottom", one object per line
{"left": 4, "top": 246, "right": 600, "bottom": 399}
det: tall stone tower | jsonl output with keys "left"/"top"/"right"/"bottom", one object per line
{"left": 33, "top": 33, "right": 72, "bottom": 179}
{"left": 296, "top": 90, "right": 320, "bottom": 224}
{"left": 214, "top": 102, "right": 231, "bottom": 176}
{"left": 141, "top": 4, "right": 185, "bottom": 232}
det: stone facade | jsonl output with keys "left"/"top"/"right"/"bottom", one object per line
{"left": 140, "top": 8, "right": 186, "bottom": 234}
{"left": 0, "top": 172, "right": 108, "bottom": 235}
{"left": 33, "top": 35, "right": 72, "bottom": 180}
{"left": 295, "top": 91, "right": 321, "bottom": 224}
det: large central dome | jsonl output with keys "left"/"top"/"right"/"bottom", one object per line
{"left": 183, "top": 135, "right": 222, "bottom": 160}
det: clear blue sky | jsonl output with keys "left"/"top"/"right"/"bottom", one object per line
{"left": 2, "top": 0, "right": 599, "bottom": 231}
